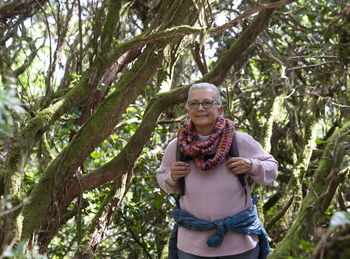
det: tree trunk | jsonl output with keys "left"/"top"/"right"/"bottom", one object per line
{"left": 269, "top": 121, "right": 350, "bottom": 258}
{"left": 266, "top": 97, "right": 320, "bottom": 242}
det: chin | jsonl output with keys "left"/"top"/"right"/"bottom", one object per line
{"left": 193, "top": 120, "right": 209, "bottom": 125}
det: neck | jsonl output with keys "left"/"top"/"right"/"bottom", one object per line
{"left": 195, "top": 125, "right": 214, "bottom": 136}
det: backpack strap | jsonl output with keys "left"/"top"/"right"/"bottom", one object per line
{"left": 176, "top": 143, "right": 188, "bottom": 197}
{"left": 228, "top": 133, "right": 247, "bottom": 194}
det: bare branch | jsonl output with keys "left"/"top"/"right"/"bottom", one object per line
{"left": 287, "top": 61, "right": 335, "bottom": 71}
{"left": 0, "top": 198, "right": 30, "bottom": 217}
{"left": 191, "top": 42, "right": 208, "bottom": 75}
{"left": 210, "top": 0, "right": 298, "bottom": 35}
{"left": 0, "top": 0, "right": 48, "bottom": 21}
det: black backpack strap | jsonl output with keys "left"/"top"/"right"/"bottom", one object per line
{"left": 176, "top": 143, "right": 188, "bottom": 207}
{"left": 228, "top": 133, "right": 247, "bottom": 195}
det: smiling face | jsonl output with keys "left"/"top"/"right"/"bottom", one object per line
{"left": 186, "top": 88, "right": 223, "bottom": 136}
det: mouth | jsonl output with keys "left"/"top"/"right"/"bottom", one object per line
{"left": 195, "top": 114, "right": 208, "bottom": 118}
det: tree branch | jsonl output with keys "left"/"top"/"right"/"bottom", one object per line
{"left": 0, "top": 0, "right": 48, "bottom": 21}
{"left": 64, "top": 0, "right": 281, "bottom": 203}
{"left": 210, "top": 0, "right": 298, "bottom": 35}
{"left": 191, "top": 42, "right": 208, "bottom": 75}
{"left": 271, "top": 122, "right": 350, "bottom": 258}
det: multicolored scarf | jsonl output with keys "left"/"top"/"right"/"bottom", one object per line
{"left": 177, "top": 117, "right": 235, "bottom": 170}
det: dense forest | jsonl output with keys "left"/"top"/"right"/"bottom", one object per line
{"left": 0, "top": 0, "right": 350, "bottom": 258}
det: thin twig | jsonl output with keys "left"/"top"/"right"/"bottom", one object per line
{"left": 107, "top": 0, "right": 297, "bottom": 55}
{"left": 209, "top": 0, "right": 298, "bottom": 35}
{"left": 310, "top": 92, "right": 350, "bottom": 109}
{"left": 78, "top": 0, "right": 83, "bottom": 74}
{"left": 290, "top": 55, "right": 337, "bottom": 59}
{"left": 0, "top": 198, "right": 30, "bottom": 217}
{"left": 287, "top": 61, "right": 335, "bottom": 71}
{"left": 0, "top": 233, "right": 18, "bottom": 259}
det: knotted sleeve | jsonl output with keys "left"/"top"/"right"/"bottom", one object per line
{"left": 172, "top": 196, "right": 271, "bottom": 259}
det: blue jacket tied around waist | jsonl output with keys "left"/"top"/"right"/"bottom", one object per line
{"left": 168, "top": 196, "right": 270, "bottom": 259}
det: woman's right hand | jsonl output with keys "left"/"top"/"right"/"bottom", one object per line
{"left": 170, "top": 161, "right": 191, "bottom": 181}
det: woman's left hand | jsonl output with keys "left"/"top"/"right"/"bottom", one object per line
{"left": 226, "top": 157, "right": 252, "bottom": 175}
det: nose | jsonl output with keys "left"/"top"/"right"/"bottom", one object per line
{"left": 196, "top": 103, "right": 205, "bottom": 110}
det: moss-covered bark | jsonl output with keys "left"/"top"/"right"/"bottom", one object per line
{"left": 20, "top": 43, "right": 164, "bottom": 241}
{"left": 2, "top": 0, "right": 125, "bottom": 246}
{"left": 19, "top": 0, "right": 196, "bottom": 245}
{"left": 266, "top": 98, "right": 320, "bottom": 241}
{"left": 10, "top": 0, "right": 278, "bottom": 250}
{"left": 66, "top": 3, "right": 278, "bottom": 195}
{"left": 253, "top": 95, "right": 285, "bottom": 225}
{"left": 3, "top": 37, "right": 113, "bottom": 247}
{"left": 263, "top": 96, "right": 285, "bottom": 153}
{"left": 269, "top": 120, "right": 350, "bottom": 258}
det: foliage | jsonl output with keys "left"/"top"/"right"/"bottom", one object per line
{"left": 0, "top": 84, "right": 24, "bottom": 135}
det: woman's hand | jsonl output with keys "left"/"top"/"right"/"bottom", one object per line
{"left": 226, "top": 157, "right": 252, "bottom": 175}
{"left": 171, "top": 161, "right": 190, "bottom": 181}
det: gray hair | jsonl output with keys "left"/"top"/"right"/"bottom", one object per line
{"left": 187, "top": 82, "right": 222, "bottom": 105}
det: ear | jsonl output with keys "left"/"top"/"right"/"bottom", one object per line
{"left": 218, "top": 105, "right": 224, "bottom": 114}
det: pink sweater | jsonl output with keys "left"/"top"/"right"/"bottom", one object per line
{"left": 156, "top": 131, "right": 278, "bottom": 257}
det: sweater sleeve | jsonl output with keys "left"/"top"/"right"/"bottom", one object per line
{"left": 236, "top": 131, "right": 278, "bottom": 185}
{"left": 156, "top": 139, "right": 180, "bottom": 194}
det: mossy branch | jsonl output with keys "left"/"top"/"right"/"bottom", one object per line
{"left": 75, "top": 173, "right": 128, "bottom": 257}
{"left": 254, "top": 94, "right": 285, "bottom": 225}
{"left": 62, "top": 0, "right": 283, "bottom": 202}
{"left": 20, "top": 42, "right": 165, "bottom": 241}
{"left": 20, "top": 0, "right": 198, "bottom": 243}
{"left": 71, "top": 85, "right": 190, "bottom": 193}
{"left": 202, "top": 2, "right": 276, "bottom": 85}
{"left": 100, "top": 0, "right": 122, "bottom": 52}
{"left": 266, "top": 97, "right": 320, "bottom": 241}
{"left": 270, "top": 120, "right": 350, "bottom": 258}
{"left": 105, "top": 0, "right": 297, "bottom": 69}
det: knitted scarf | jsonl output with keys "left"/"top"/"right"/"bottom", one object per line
{"left": 177, "top": 117, "right": 235, "bottom": 170}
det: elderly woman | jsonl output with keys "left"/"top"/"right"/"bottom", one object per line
{"left": 157, "top": 83, "right": 278, "bottom": 259}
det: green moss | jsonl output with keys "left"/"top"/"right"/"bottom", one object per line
{"left": 6, "top": 145, "right": 22, "bottom": 172}
{"left": 270, "top": 122, "right": 350, "bottom": 258}
{"left": 20, "top": 0, "right": 197, "bottom": 244}
{"left": 101, "top": 0, "right": 122, "bottom": 51}
{"left": 21, "top": 171, "right": 55, "bottom": 240}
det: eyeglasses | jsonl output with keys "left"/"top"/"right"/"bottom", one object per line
{"left": 187, "top": 99, "right": 218, "bottom": 110}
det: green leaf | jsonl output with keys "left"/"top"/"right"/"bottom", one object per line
{"left": 315, "top": 137, "right": 324, "bottom": 145}
{"left": 91, "top": 151, "right": 99, "bottom": 159}
{"left": 299, "top": 239, "right": 314, "bottom": 251}
{"left": 329, "top": 211, "right": 350, "bottom": 231}
{"left": 19, "top": 37, "right": 33, "bottom": 42}
{"left": 0, "top": 121, "right": 13, "bottom": 135}
{"left": 266, "top": 208, "right": 275, "bottom": 216}
{"left": 154, "top": 196, "right": 164, "bottom": 209}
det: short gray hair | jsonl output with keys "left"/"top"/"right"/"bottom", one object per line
{"left": 188, "top": 82, "right": 222, "bottom": 105}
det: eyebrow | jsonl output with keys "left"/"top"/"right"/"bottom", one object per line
{"left": 188, "top": 98, "right": 215, "bottom": 101}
